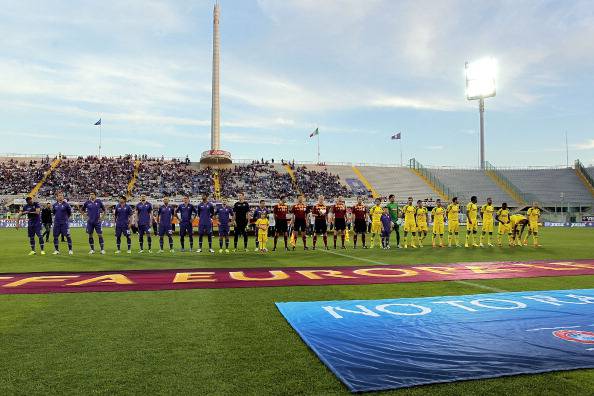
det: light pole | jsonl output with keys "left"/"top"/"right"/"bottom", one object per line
{"left": 465, "top": 58, "right": 497, "bottom": 170}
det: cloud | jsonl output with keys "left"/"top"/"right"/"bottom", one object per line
{"left": 572, "top": 139, "right": 594, "bottom": 150}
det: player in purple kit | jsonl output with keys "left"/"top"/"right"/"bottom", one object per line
{"left": 16, "top": 196, "right": 45, "bottom": 255}
{"left": 175, "top": 196, "right": 196, "bottom": 252}
{"left": 215, "top": 197, "right": 234, "bottom": 253}
{"left": 196, "top": 193, "right": 215, "bottom": 253}
{"left": 380, "top": 208, "right": 393, "bottom": 249}
{"left": 114, "top": 196, "right": 133, "bottom": 254}
{"left": 252, "top": 200, "right": 269, "bottom": 252}
{"left": 52, "top": 191, "right": 73, "bottom": 255}
{"left": 81, "top": 192, "right": 106, "bottom": 255}
{"left": 157, "top": 196, "right": 175, "bottom": 253}
{"left": 136, "top": 194, "right": 153, "bottom": 253}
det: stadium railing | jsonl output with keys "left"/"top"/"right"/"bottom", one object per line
{"left": 484, "top": 161, "right": 537, "bottom": 207}
{"left": 408, "top": 158, "right": 456, "bottom": 201}
{"left": 575, "top": 160, "right": 594, "bottom": 198}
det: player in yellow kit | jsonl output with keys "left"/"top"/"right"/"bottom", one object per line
{"left": 369, "top": 198, "right": 384, "bottom": 248}
{"left": 510, "top": 213, "right": 529, "bottom": 246}
{"left": 465, "top": 196, "right": 479, "bottom": 248}
{"left": 480, "top": 197, "right": 495, "bottom": 247}
{"left": 431, "top": 199, "right": 446, "bottom": 248}
{"left": 526, "top": 202, "right": 541, "bottom": 247}
{"left": 402, "top": 197, "right": 418, "bottom": 248}
{"left": 415, "top": 200, "right": 429, "bottom": 247}
{"left": 446, "top": 197, "right": 461, "bottom": 247}
{"left": 495, "top": 203, "right": 512, "bottom": 246}
{"left": 255, "top": 212, "right": 269, "bottom": 252}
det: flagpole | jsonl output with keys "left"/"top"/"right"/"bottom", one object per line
{"left": 98, "top": 122, "right": 102, "bottom": 158}
{"left": 317, "top": 130, "right": 320, "bottom": 165}
{"left": 400, "top": 138, "right": 403, "bottom": 166}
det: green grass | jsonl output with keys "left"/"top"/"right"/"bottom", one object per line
{"left": 1, "top": 227, "right": 594, "bottom": 395}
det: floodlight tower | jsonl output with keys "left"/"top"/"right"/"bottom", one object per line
{"left": 465, "top": 58, "right": 497, "bottom": 170}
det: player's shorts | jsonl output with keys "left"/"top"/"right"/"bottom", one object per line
{"left": 482, "top": 220, "right": 494, "bottom": 233}
{"left": 334, "top": 218, "right": 346, "bottom": 231}
{"left": 432, "top": 222, "right": 445, "bottom": 235}
{"left": 115, "top": 225, "right": 131, "bottom": 238}
{"left": 417, "top": 222, "right": 428, "bottom": 232}
{"left": 498, "top": 222, "right": 511, "bottom": 235}
{"left": 403, "top": 220, "right": 417, "bottom": 232}
{"left": 466, "top": 220, "right": 478, "bottom": 232}
{"left": 138, "top": 224, "right": 152, "bottom": 235}
{"left": 158, "top": 224, "right": 173, "bottom": 237}
{"left": 371, "top": 222, "right": 382, "bottom": 234}
{"left": 86, "top": 221, "right": 102, "bottom": 234}
{"left": 179, "top": 222, "right": 193, "bottom": 237}
{"left": 218, "top": 224, "right": 230, "bottom": 236}
{"left": 235, "top": 221, "right": 247, "bottom": 234}
{"left": 28, "top": 224, "right": 42, "bottom": 238}
{"left": 354, "top": 219, "right": 367, "bottom": 234}
{"left": 293, "top": 219, "right": 307, "bottom": 232}
{"left": 448, "top": 220, "right": 459, "bottom": 233}
{"left": 529, "top": 221, "right": 539, "bottom": 232}
{"left": 381, "top": 228, "right": 391, "bottom": 238}
{"left": 275, "top": 219, "right": 288, "bottom": 233}
{"left": 314, "top": 219, "right": 327, "bottom": 234}
{"left": 53, "top": 223, "right": 70, "bottom": 237}
{"left": 198, "top": 222, "right": 212, "bottom": 236}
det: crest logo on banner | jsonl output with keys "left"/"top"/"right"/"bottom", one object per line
{"left": 553, "top": 330, "right": 594, "bottom": 344}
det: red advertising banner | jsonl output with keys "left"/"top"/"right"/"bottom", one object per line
{"left": 0, "top": 259, "right": 593, "bottom": 295}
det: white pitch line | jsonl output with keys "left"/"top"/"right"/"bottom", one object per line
{"left": 320, "top": 249, "right": 508, "bottom": 293}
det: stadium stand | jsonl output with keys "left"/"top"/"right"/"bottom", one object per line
{"left": 134, "top": 158, "right": 212, "bottom": 197}
{"left": 0, "top": 158, "right": 52, "bottom": 195}
{"left": 357, "top": 166, "right": 438, "bottom": 201}
{"left": 430, "top": 168, "right": 517, "bottom": 205}
{"left": 500, "top": 168, "right": 593, "bottom": 204}
{"left": 218, "top": 163, "right": 294, "bottom": 199}
{"left": 2, "top": 155, "right": 594, "bottom": 210}
{"left": 39, "top": 156, "right": 135, "bottom": 199}
{"left": 292, "top": 164, "right": 352, "bottom": 199}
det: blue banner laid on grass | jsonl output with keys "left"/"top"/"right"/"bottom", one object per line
{"left": 276, "top": 289, "right": 594, "bottom": 392}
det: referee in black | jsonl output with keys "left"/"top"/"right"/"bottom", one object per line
{"left": 233, "top": 192, "right": 250, "bottom": 251}
{"left": 41, "top": 202, "right": 53, "bottom": 242}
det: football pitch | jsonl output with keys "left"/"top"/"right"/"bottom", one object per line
{"left": 1, "top": 227, "right": 594, "bottom": 395}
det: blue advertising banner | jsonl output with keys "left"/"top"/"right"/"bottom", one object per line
{"left": 277, "top": 289, "right": 594, "bottom": 392}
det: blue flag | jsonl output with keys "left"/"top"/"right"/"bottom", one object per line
{"left": 94, "top": 119, "right": 101, "bottom": 126}
{"left": 391, "top": 132, "right": 401, "bottom": 140}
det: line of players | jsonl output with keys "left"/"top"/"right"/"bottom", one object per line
{"left": 16, "top": 191, "right": 541, "bottom": 255}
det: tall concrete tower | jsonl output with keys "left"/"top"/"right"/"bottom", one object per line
{"left": 201, "top": 1, "right": 231, "bottom": 165}
{"left": 211, "top": 2, "right": 220, "bottom": 150}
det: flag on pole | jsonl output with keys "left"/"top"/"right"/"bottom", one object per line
{"left": 391, "top": 132, "right": 401, "bottom": 140}
{"left": 309, "top": 128, "right": 319, "bottom": 138}
{"left": 94, "top": 119, "right": 102, "bottom": 126}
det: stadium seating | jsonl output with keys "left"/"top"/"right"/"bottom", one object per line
{"left": 0, "top": 158, "right": 52, "bottom": 195}
{"left": 39, "top": 156, "right": 134, "bottom": 199}
{"left": 500, "top": 168, "right": 593, "bottom": 204}
{"left": 357, "top": 166, "right": 438, "bottom": 201}
{"left": 430, "top": 169, "right": 517, "bottom": 205}
{"left": 2, "top": 155, "right": 594, "bottom": 207}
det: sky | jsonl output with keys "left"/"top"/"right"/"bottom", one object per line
{"left": 1, "top": 0, "right": 593, "bottom": 167}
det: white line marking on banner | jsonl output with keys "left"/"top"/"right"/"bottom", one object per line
{"left": 320, "top": 249, "right": 508, "bottom": 292}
